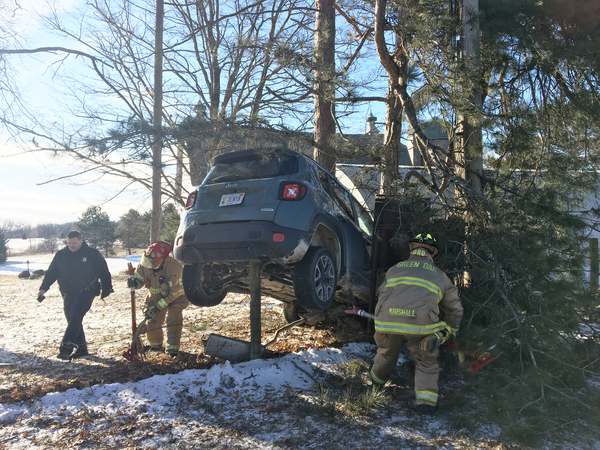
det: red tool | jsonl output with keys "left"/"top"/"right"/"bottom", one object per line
{"left": 123, "top": 262, "right": 144, "bottom": 362}
{"left": 345, "top": 305, "right": 375, "bottom": 320}
{"left": 345, "top": 307, "right": 502, "bottom": 372}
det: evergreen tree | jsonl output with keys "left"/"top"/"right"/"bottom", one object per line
{"left": 0, "top": 228, "right": 7, "bottom": 263}
{"left": 117, "top": 209, "right": 149, "bottom": 255}
{"left": 364, "top": 0, "right": 600, "bottom": 443}
{"left": 75, "top": 206, "right": 117, "bottom": 257}
{"left": 160, "top": 203, "right": 181, "bottom": 247}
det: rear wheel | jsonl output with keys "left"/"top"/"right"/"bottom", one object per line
{"left": 282, "top": 302, "right": 312, "bottom": 323}
{"left": 293, "top": 246, "right": 337, "bottom": 310}
{"left": 182, "top": 264, "right": 227, "bottom": 307}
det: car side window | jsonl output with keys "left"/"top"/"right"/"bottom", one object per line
{"left": 317, "top": 167, "right": 331, "bottom": 194}
{"left": 330, "top": 178, "right": 355, "bottom": 220}
{"left": 354, "top": 201, "right": 374, "bottom": 237}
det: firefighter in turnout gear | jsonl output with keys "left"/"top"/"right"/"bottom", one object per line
{"left": 128, "top": 242, "right": 189, "bottom": 357}
{"left": 370, "top": 233, "right": 463, "bottom": 415}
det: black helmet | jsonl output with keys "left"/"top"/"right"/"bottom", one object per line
{"left": 409, "top": 233, "right": 438, "bottom": 256}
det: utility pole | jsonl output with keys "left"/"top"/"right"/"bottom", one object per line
{"left": 151, "top": 0, "right": 164, "bottom": 242}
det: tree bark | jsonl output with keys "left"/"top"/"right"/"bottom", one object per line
{"left": 313, "top": 0, "right": 336, "bottom": 172}
{"left": 457, "top": 0, "right": 483, "bottom": 198}
{"left": 374, "top": 0, "right": 405, "bottom": 196}
{"left": 151, "top": 0, "right": 164, "bottom": 242}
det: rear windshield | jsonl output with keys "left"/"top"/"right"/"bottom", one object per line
{"left": 203, "top": 151, "right": 299, "bottom": 184}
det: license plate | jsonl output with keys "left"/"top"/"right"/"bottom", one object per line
{"left": 219, "top": 193, "right": 245, "bottom": 206}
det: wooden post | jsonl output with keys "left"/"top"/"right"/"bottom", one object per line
{"left": 590, "top": 238, "right": 599, "bottom": 290}
{"left": 249, "top": 261, "right": 262, "bottom": 359}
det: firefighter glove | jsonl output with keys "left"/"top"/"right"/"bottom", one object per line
{"left": 420, "top": 332, "right": 444, "bottom": 352}
{"left": 145, "top": 305, "right": 159, "bottom": 320}
{"left": 419, "top": 325, "right": 452, "bottom": 352}
{"left": 127, "top": 278, "right": 136, "bottom": 289}
{"left": 37, "top": 290, "right": 46, "bottom": 303}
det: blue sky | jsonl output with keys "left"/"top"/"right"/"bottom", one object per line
{"left": 0, "top": 144, "right": 154, "bottom": 225}
{"left": 0, "top": 0, "right": 388, "bottom": 226}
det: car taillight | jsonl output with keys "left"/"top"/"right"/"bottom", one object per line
{"left": 279, "top": 182, "right": 307, "bottom": 200}
{"left": 185, "top": 192, "right": 197, "bottom": 209}
{"left": 273, "top": 233, "right": 285, "bottom": 242}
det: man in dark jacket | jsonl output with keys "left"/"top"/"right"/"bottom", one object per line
{"left": 37, "top": 230, "right": 113, "bottom": 360}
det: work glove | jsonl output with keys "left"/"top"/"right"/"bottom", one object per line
{"left": 101, "top": 288, "right": 114, "bottom": 299}
{"left": 37, "top": 290, "right": 46, "bottom": 303}
{"left": 419, "top": 326, "right": 452, "bottom": 352}
{"left": 144, "top": 305, "right": 160, "bottom": 320}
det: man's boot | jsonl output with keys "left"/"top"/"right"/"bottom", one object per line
{"left": 57, "top": 344, "right": 73, "bottom": 360}
{"left": 417, "top": 404, "right": 439, "bottom": 416}
{"left": 72, "top": 346, "right": 89, "bottom": 359}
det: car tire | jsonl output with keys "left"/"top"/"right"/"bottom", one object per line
{"left": 282, "top": 302, "right": 311, "bottom": 323}
{"left": 293, "top": 246, "right": 337, "bottom": 310}
{"left": 283, "top": 302, "right": 300, "bottom": 323}
{"left": 182, "top": 264, "right": 227, "bottom": 307}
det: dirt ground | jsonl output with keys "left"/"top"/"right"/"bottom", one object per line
{"left": 0, "top": 272, "right": 371, "bottom": 405}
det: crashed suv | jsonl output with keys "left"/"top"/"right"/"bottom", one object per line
{"left": 174, "top": 147, "right": 373, "bottom": 321}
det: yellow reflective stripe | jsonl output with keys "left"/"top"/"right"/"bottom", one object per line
{"left": 374, "top": 320, "right": 447, "bottom": 335}
{"left": 385, "top": 276, "right": 442, "bottom": 301}
{"left": 134, "top": 272, "right": 146, "bottom": 282}
{"left": 410, "top": 248, "right": 429, "bottom": 258}
{"left": 416, "top": 390, "right": 438, "bottom": 402}
{"left": 149, "top": 287, "right": 161, "bottom": 294}
{"left": 168, "top": 280, "right": 173, "bottom": 288}
{"left": 370, "top": 369, "right": 387, "bottom": 386}
{"left": 157, "top": 298, "right": 168, "bottom": 309}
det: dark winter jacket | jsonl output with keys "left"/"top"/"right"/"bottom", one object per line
{"left": 39, "top": 241, "right": 113, "bottom": 297}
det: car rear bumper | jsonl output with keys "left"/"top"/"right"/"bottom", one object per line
{"left": 174, "top": 221, "right": 305, "bottom": 264}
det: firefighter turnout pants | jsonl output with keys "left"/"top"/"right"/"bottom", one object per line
{"left": 370, "top": 332, "right": 440, "bottom": 407}
{"left": 146, "top": 295, "right": 190, "bottom": 354}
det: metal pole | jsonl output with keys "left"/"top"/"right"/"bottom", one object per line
{"left": 249, "top": 261, "right": 262, "bottom": 359}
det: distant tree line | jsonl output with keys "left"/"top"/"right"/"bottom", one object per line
{"left": 1, "top": 204, "right": 180, "bottom": 258}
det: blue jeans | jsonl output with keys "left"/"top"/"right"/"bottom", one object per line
{"left": 61, "top": 290, "right": 95, "bottom": 351}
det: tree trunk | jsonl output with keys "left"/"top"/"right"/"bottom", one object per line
{"left": 457, "top": 0, "right": 482, "bottom": 198}
{"left": 374, "top": 0, "right": 405, "bottom": 196}
{"left": 151, "top": 0, "right": 164, "bottom": 242}
{"left": 313, "top": 0, "right": 336, "bottom": 172}
{"left": 381, "top": 78, "right": 403, "bottom": 196}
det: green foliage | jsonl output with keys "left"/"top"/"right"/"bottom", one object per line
{"left": 306, "top": 358, "right": 390, "bottom": 419}
{"left": 340, "top": 385, "right": 390, "bottom": 417}
{"left": 118, "top": 209, "right": 149, "bottom": 254}
{"left": 0, "top": 228, "right": 7, "bottom": 263}
{"left": 160, "top": 204, "right": 181, "bottom": 247}
{"left": 75, "top": 206, "right": 117, "bottom": 257}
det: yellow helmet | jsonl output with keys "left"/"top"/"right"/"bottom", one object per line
{"left": 409, "top": 233, "right": 438, "bottom": 256}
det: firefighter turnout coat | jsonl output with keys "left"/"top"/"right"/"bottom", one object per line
{"left": 374, "top": 248, "right": 462, "bottom": 336}
{"left": 371, "top": 248, "right": 463, "bottom": 407}
{"left": 133, "top": 255, "right": 189, "bottom": 353}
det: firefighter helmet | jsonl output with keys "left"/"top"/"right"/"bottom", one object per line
{"left": 409, "top": 233, "right": 438, "bottom": 256}
{"left": 140, "top": 241, "right": 172, "bottom": 269}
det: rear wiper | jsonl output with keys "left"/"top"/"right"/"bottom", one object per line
{"left": 211, "top": 175, "right": 239, "bottom": 183}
